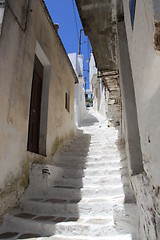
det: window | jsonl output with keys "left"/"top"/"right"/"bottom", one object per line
{"left": 129, "top": 0, "right": 136, "bottom": 29}
{"left": 65, "top": 92, "right": 70, "bottom": 112}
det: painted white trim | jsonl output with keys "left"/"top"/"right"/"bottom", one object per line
{"left": 35, "top": 41, "right": 50, "bottom": 156}
{"left": 35, "top": 41, "right": 50, "bottom": 67}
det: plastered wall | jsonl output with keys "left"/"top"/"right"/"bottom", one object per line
{"left": 123, "top": 0, "right": 160, "bottom": 238}
{"left": 0, "top": 0, "right": 76, "bottom": 221}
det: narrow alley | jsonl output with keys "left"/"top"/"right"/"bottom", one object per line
{"left": 0, "top": 110, "right": 138, "bottom": 239}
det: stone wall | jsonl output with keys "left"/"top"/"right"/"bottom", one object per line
{"left": 131, "top": 173, "right": 160, "bottom": 240}
{"left": 102, "top": 71, "right": 121, "bottom": 127}
{"left": 0, "top": 0, "right": 76, "bottom": 220}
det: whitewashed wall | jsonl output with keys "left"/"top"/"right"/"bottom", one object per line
{"left": 122, "top": 0, "right": 160, "bottom": 238}
{"left": 69, "top": 53, "right": 86, "bottom": 126}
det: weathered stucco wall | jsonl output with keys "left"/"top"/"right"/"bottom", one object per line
{"left": 117, "top": 20, "right": 143, "bottom": 176}
{"left": 0, "top": 0, "right": 76, "bottom": 221}
{"left": 74, "top": 78, "right": 86, "bottom": 127}
{"left": 123, "top": 0, "right": 160, "bottom": 238}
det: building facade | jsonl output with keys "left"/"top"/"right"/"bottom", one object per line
{"left": 89, "top": 53, "right": 107, "bottom": 117}
{"left": 0, "top": 0, "right": 77, "bottom": 221}
{"left": 76, "top": 0, "right": 160, "bottom": 239}
{"left": 122, "top": 0, "right": 160, "bottom": 239}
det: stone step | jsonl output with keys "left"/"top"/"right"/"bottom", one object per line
{"left": 48, "top": 234, "right": 133, "bottom": 240}
{"left": 21, "top": 195, "right": 124, "bottom": 217}
{"left": 0, "top": 214, "right": 130, "bottom": 238}
{"left": 80, "top": 186, "right": 124, "bottom": 199}
{"left": 89, "top": 137, "right": 119, "bottom": 141}
{"left": 82, "top": 176, "right": 122, "bottom": 186}
{"left": 25, "top": 182, "right": 124, "bottom": 201}
{"left": 59, "top": 152, "right": 125, "bottom": 161}
{"left": 36, "top": 176, "right": 123, "bottom": 189}
{"left": 62, "top": 136, "right": 122, "bottom": 144}
{"left": 29, "top": 165, "right": 122, "bottom": 191}
{"left": 65, "top": 144, "right": 124, "bottom": 151}
{"left": 56, "top": 155, "right": 125, "bottom": 164}
{"left": 67, "top": 142, "right": 124, "bottom": 151}
{"left": 77, "top": 140, "right": 119, "bottom": 145}
{"left": 86, "top": 161, "right": 123, "bottom": 168}
{"left": 83, "top": 168, "right": 121, "bottom": 177}
{"left": 0, "top": 214, "right": 57, "bottom": 237}
{"left": 53, "top": 177, "right": 83, "bottom": 189}
{"left": 53, "top": 160, "right": 121, "bottom": 171}
{"left": 25, "top": 186, "right": 82, "bottom": 201}
{"left": 51, "top": 222, "right": 123, "bottom": 237}
{"left": 60, "top": 151, "right": 125, "bottom": 158}
{"left": 0, "top": 232, "right": 41, "bottom": 239}
{"left": 67, "top": 141, "right": 124, "bottom": 148}
{"left": 30, "top": 164, "right": 84, "bottom": 179}
{"left": 52, "top": 162, "right": 121, "bottom": 173}
{"left": 53, "top": 175, "right": 122, "bottom": 188}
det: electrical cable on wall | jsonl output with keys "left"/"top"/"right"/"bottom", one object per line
{"left": 5, "top": 0, "right": 30, "bottom": 31}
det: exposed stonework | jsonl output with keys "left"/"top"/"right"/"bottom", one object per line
{"left": 101, "top": 71, "right": 121, "bottom": 127}
{"left": 131, "top": 173, "right": 160, "bottom": 240}
{"left": 154, "top": 21, "right": 160, "bottom": 52}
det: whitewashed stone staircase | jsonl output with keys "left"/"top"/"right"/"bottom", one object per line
{"left": 0, "top": 110, "right": 139, "bottom": 239}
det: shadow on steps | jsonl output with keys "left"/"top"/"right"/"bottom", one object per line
{"left": 0, "top": 130, "right": 92, "bottom": 239}
{"left": 80, "top": 113, "right": 99, "bottom": 127}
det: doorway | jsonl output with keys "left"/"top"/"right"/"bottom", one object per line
{"left": 27, "top": 55, "right": 43, "bottom": 154}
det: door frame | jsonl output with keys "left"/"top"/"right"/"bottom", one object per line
{"left": 28, "top": 41, "right": 50, "bottom": 156}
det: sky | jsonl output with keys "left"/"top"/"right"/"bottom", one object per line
{"left": 44, "top": 0, "right": 91, "bottom": 89}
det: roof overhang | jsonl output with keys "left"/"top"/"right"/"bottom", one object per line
{"left": 75, "top": 0, "right": 123, "bottom": 72}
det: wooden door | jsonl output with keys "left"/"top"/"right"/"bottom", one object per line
{"left": 27, "top": 55, "right": 43, "bottom": 154}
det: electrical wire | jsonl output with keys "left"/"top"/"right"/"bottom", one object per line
{"left": 72, "top": 0, "right": 79, "bottom": 41}
{"left": 87, "top": 37, "right": 90, "bottom": 61}
{"left": 87, "top": 37, "right": 90, "bottom": 88}
{"left": 5, "top": 0, "right": 30, "bottom": 32}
